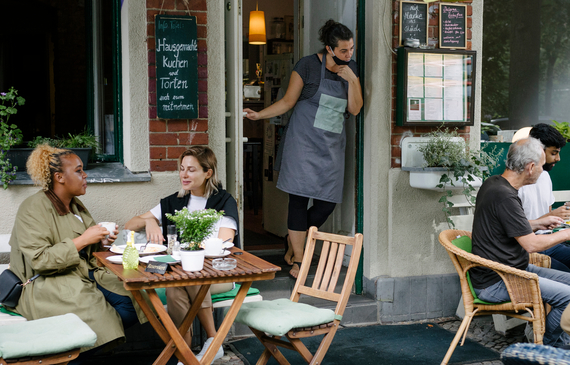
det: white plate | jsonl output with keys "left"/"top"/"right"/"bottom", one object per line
{"left": 139, "top": 255, "right": 180, "bottom": 265}
{"left": 110, "top": 243, "right": 167, "bottom": 256}
{"left": 222, "top": 242, "right": 234, "bottom": 249}
{"left": 106, "top": 255, "right": 123, "bottom": 264}
{"left": 205, "top": 250, "right": 231, "bottom": 258}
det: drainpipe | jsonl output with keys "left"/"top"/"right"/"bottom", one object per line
{"left": 355, "top": 0, "right": 365, "bottom": 295}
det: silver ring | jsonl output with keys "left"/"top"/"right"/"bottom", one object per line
{"left": 566, "top": 206, "right": 570, "bottom": 210}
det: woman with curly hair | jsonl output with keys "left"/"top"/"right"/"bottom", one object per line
{"left": 8, "top": 144, "right": 146, "bottom": 361}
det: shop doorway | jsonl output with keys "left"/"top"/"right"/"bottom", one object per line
{"left": 225, "top": 0, "right": 358, "bottom": 254}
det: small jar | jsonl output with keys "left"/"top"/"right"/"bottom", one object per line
{"left": 272, "top": 17, "right": 285, "bottom": 39}
{"left": 171, "top": 241, "right": 181, "bottom": 260}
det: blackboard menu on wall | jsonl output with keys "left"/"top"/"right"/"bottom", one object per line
{"left": 155, "top": 15, "right": 198, "bottom": 119}
{"left": 439, "top": 4, "right": 467, "bottom": 49}
{"left": 399, "top": 1, "right": 428, "bottom": 46}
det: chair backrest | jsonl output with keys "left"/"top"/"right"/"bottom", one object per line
{"left": 290, "top": 226, "right": 363, "bottom": 317}
{"left": 439, "top": 229, "right": 480, "bottom": 305}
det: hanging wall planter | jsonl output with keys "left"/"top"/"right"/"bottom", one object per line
{"left": 403, "top": 166, "right": 483, "bottom": 192}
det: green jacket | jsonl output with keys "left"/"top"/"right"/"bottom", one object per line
{"left": 8, "top": 191, "right": 147, "bottom": 350}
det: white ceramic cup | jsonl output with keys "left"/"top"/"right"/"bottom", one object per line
{"left": 99, "top": 222, "right": 116, "bottom": 238}
{"left": 204, "top": 237, "right": 223, "bottom": 256}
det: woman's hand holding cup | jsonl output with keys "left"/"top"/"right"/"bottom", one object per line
{"left": 99, "top": 222, "right": 118, "bottom": 249}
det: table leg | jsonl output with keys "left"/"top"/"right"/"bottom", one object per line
{"left": 152, "top": 285, "right": 211, "bottom": 365}
{"left": 200, "top": 282, "right": 253, "bottom": 365}
{"left": 131, "top": 289, "right": 203, "bottom": 365}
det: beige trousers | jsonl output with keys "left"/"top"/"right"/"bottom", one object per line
{"left": 166, "top": 285, "right": 213, "bottom": 329}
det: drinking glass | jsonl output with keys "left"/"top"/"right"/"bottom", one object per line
{"left": 167, "top": 225, "right": 177, "bottom": 255}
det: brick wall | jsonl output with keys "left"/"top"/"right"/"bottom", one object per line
{"left": 146, "top": 0, "right": 208, "bottom": 171}
{"left": 390, "top": 0, "right": 473, "bottom": 168}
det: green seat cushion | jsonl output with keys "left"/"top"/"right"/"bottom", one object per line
{"left": 451, "top": 235, "right": 510, "bottom": 306}
{"left": 155, "top": 287, "right": 167, "bottom": 305}
{"left": 0, "top": 313, "right": 97, "bottom": 359}
{"left": 0, "top": 305, "right": 22, "bottom": 317}
{"left": 211, "top": 284, "right": 260, "bottom": 303}
{"left": 152, "top": 284, "right": 260, "bottom": 306}
{"left": 234, "top": 298, "right": 341, "bottom": 337}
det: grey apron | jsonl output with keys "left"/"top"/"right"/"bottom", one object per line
{"left": 276, "top": 54, "right": 349, "bottom": 203}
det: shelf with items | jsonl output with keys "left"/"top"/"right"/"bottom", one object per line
{"left": 267, "top": 39, "right": 293, "bottom": 55}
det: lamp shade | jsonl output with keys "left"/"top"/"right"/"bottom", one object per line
{"left": 249, "top": 10, "right": 266, "bottom": 45}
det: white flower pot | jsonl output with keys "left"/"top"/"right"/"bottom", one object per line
{"left": 403, "top": 167, "right": 483, "bottom": 192}
{"left": 179, "top": 250, "right": 205, "bottom": 272}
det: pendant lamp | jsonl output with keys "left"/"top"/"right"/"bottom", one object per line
{"left": 249, "top": 2, "right": 266, "bottom": 45}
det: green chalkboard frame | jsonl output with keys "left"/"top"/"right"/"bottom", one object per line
{"left": 155, "top": 15, "right": 198, "bottom": 120}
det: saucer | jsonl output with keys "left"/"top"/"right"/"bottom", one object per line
{"left": 205, "top": 250, "right": 231, "bottom": 258}
{"left": 106, "top": 255, "right": 123, "bottom": 264}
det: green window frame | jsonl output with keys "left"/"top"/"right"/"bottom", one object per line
{"left": 86, "top": 0, "right": 123, "bottom": 163}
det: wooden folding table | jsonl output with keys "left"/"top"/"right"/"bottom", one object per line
{"left": 94, "top": 248, "right": 280, "bottom": 365}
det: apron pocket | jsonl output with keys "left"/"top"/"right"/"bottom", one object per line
{"left": 313, "top": 94, "right": 348, "bottom": 134}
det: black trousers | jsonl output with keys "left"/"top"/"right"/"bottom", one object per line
{"left": 287, "top": 194, "right": 336, "bottom": 231}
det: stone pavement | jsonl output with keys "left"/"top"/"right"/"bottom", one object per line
{"left": 211, "top": 316, "right": 525, "bottom": 365}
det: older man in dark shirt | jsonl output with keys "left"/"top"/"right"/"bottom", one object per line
{"left": 471, "top": 137, "right": 570, "bottom": 346}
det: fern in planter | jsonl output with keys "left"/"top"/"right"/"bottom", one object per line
{"left": 418, "top": 127, "right": 502, "bottom": 228}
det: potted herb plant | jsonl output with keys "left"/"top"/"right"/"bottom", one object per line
{"left": 416, "top": 127, "right": 501, "bottom": 228}
{"left": 166, "top": 208, "right": 224, "bottom": 272}
{"left": 0, "top": 87, "right": 25, "bottom": 189}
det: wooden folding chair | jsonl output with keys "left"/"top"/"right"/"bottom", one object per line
{"left": 439, "top": 229, "right": 546, "bottom": 365}
{"left": 236, "top": 226, "right": 363, "bottom": 365}
{"left": 0, "top": 349, "right": 81, "bottom": 365}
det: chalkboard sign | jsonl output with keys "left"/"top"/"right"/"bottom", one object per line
{"left": 155, "top": 15, "right": 198, "bottom": 119}
{"left": 399, "top": 1, "right": 428, "bottom": 46}
{"left": 439, "top": 4, "right": 467, "bottom": 49}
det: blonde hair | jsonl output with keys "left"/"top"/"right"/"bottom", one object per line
{"left": 26, "top": 144, "right": 74, "bottom": 191}
{"left": 177, "top": 146, "right": 220, "bottom": 198}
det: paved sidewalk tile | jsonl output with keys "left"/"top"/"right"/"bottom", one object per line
{"left": 217, "top": 316, "right": 518, "bottom": 365}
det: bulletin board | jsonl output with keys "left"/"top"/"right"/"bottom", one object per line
{"left": 396, "top": 47, "right": 476, "bottom": 127}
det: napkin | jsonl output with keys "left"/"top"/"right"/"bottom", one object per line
{"left": 153, "top": 255, "right": 177, "bottom": 263}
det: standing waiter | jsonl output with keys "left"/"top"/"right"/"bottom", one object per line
{"left": 244, "top": 19, "right": 363, "bottom": 278}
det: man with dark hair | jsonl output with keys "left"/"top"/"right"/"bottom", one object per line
{"left": 518, "top": 123, "right": 570, "bottom": 272}
{"left": 471, "top": 137, "right": 570, "bottom": 347}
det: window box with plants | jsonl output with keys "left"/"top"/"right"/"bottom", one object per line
{"left": 401, "top": 127, "right": 502, "bottom": 227}
{"left": 8, "top": 129, "right": 99, "bottom": 171}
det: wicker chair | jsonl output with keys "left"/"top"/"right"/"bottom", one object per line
{"left": 439, "top": 229, "right": 546, "bottom": 365}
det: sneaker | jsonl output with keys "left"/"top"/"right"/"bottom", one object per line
{"left": 195, "top": 337, "right": 224, "bottom": 363}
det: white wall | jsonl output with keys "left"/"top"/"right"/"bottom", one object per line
{"left": 362, "top": 0, "right": 484, "bottom": 279}
{"left": 0, "top": 176, "right": 181, "bottom": 234}
{"left": 206, "top": 0, "right": 227, "bottom": 185}
{"left": 121, "top": 0, "right": 150, "bottom": 172}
